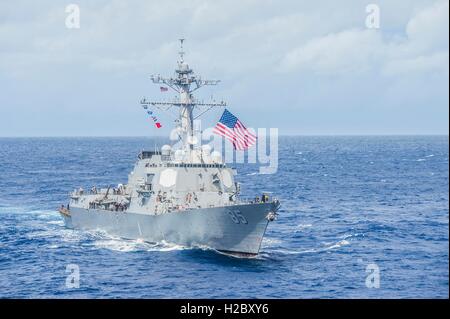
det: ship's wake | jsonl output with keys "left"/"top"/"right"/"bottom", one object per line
{"left": 93, "top": 237, "right": 189, "bottom": 253}
{"left": 259, "top": 233, "right": 363, "bottom": 259}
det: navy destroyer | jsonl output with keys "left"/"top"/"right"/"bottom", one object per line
{"left": 59, "top": 40, "right": 280, "bottom": 256}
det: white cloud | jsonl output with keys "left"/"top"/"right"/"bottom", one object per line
{"left": 278, "top": 29, "right": 384, "bottom": 74}
{"left": 279, "top": 0, "right": 449, "bottom": 77}
{"left": 383, "top": 51, "right": 449, "bottom": 76}
{"left": 406, "top": 0, "right": 449, "bottom": 54}
{"left": 3, "top": 0, "right": 447, "bottom": 78}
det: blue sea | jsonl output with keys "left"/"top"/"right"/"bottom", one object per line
{"left": 0, "top": 136, "right": 448, "bottom": 298}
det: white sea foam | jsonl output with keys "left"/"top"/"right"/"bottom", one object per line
{"left": 338, "top": 233, "right": 363, "bottom": 240}
{"left": 295, "top": 223, "right": 312, "bottom": 232}
{"left": 37, "top": 213, "right": 56, "bottom": 220}
{"left": 262, "top": 237, "right": 282, "bottom": 247}
{"left": 61, "top": 230, "right": 87, "bottom": 243}
{"left": 268, "top": 248, "right": 316, "bottom": 255}
{"left": 324, "top": 239, "right": 350, "bottom": 250}
{"left": 25, "top": 209, "right": 59, "bottom": 220}
{"left": 268, "top": 236, "right": 352, "bottom": 256}
{"left": 94, "top": 239, "right": 148, "bottom": 252}
{"left": 47, "top": 220, "right": 64, "bottom": 226}
{"left": 153, "top": 240, "right": 189, "bottom": 252}
{"left": 93, "top": 236, "right": 188, "bottom": 253}
{"left": 246, "top": 171, "right": 273, "bottom": 176}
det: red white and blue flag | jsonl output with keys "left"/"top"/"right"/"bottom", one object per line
{"left": 213, "top": 109, "right": 256, "bottom": 150}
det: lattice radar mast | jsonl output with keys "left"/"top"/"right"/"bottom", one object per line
{"left": 140, "top": 39, "right": 226, "bottom": 153}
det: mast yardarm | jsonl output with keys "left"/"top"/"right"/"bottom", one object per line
{"left": 141, "top": 39, "right": 226, "bottom": 153}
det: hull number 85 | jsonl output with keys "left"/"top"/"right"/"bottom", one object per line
{"left": 227, "top": 210, "right": 248, "bottom": 224}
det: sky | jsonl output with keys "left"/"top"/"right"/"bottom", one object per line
{"left": 0, "top": 0, "right": 448, "bottom": 136}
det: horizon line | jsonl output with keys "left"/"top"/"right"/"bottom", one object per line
{"left": 0, "top": 134, "right": 448, "bottom": 138}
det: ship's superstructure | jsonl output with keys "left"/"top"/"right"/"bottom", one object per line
{"left": 59, "top": 40, "right": 280, "bottom": 256}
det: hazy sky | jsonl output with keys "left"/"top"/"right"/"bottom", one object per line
{"left": 0, "top": 0, "right": 448, "bottom": 136}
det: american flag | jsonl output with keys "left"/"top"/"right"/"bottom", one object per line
{"left": 213, "top": 109, "right": 256, "bottom": 150}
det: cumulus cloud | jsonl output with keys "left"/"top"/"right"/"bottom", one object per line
{"left": 279, "top": 29, "right": 384, "bottom": 74}
{"left": 383, "top": 51, "right": 449, "bottom": 76}
{"left": 279, "top": 0, "right": 449, "bottom": 78}
{"left": 405, "top": 0, "right": 449, "bottom": 53}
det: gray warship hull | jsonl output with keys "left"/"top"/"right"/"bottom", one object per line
{"left": 62, "top": 202, "right": 278, "bottom": 255}
{"left": 60, "top": 41, "right": 281, "bottom": 257}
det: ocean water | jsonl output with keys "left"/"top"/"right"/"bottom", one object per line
{"left": 0, "top": 136, "right": 448, "bottom": 298}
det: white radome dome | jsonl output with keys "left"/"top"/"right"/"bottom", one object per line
{"left": 161, "top": 144, "right": 172, "bottom": 155}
